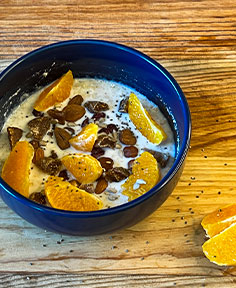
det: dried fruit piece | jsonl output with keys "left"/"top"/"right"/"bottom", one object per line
{"left": 68, "top": 94, "right": 83, "bottom": 106}
{"left": 34, "top": 70, "right": 73, "bottom": 111}
{"left": 94, "top": 134, "right": 116, "bottom": 149}
{"left": 95, "top": 178, "right": 108, "bottom": 194}
{"left": 69, "top": 123, "right": 98, "bottom": 152}
{"left": 118, "top": 97, "right": 129, "bottom": 113}
{"left": 201, "top": 204, "right": 236, "bottom": 238}
{"left": 122, "top": 152, "right": 159, "bottom": 201}
{"left": 1, "top": 141, "right": 34, "bottom": 197}
{"left": 36, "top": 157, "right": 62, "bottom": 175}
{"left": 105, "top": 167, "right": 130, "bottom": 182}
{"left": 47, "top": 109, "right": 65, "bottom": 125}
{"left": 98, "top": 157, "right": 114, "bottom": 171}
{"left": 61, "top": 154, "right": 103, "bottom": 184}
{"left": 29, "top": 191, "right": 47, "bottom": 205}
{"left": 128, "top": 93, "right": 167, "bottom": 144}
{"left": 32, "top": 147, "right": 44, "bottom": 164}
{"left": 54, "top": 127, "right": 72, "bottom": 150}
{"left": 202, "top": 223, "right": 236, "bottom": 266}
{"left": 144, "top": 149, "right": 170, "bottom": 168}
{"left": 123, "top": 146, "right": 138, "bottom": 158}
{"left": 91, "top": 146, "right": 105, "bottom": 159}
{"left": 45, "top": 176, "right": 103, "bottom": 211}
{"left": 63, "top": 104, "right": 85, "bottom": 122}
{"left": 28, "top": 117, "right": 51, "bottom": 140}
{"left": 84, "top": 101, "right": 109, "bottom": 113}
{"left": 7, "top": 127, "right": 23, "bottom": 149}
{"left": 119, "top": 129, "right": 136, "bottom": 145}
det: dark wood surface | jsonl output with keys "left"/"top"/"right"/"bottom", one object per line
{"left": 1, "top": 1, "right": 236, "bottom": 287}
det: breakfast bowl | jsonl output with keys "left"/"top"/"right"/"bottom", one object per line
{"left": 0, "top": 40, "right": 191, "bottom": 235}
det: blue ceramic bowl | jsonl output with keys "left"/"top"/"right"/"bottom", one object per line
{"left": 0, "top": 40, "right": 191, "bottom": 235}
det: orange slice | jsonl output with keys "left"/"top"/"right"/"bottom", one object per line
{"left": 128, "top": 93, "right": 167, "bottom": 144}
{"left": 122, "top": 151, "right": 159, "bottom": 201}
{"left": 45, "top": 176, "right": 103, "bottom": 211}
{"left": 34, "top": 70, "right": 73, "bottom": 111}
{"left": 61, "top": 153, "right": 103, "bottom": 184}
{"left": 202, "top": 222, "right": 236, "bottom": 266}
{"left": 1, "top": 141, "right": 34, "bottom": 197}
{"left": 201, "top": 204, "right": 236, "bottom": 238}
{"left": 69, "top": 123, "right": 98, "bottom": 152}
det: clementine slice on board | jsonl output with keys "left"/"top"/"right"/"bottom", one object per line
{"left": 34, "top": 70, "right": 73, "bottom": 111}
{"left": 61, "top": 153, "right": 103, "bottom": 184}
{"left": 128, "top": 92, "right": 167, "bottom": 144}
{"left": 122, "top": 151, "right": 159, "bottom": 201}
{"left": 45, "top": 176, "right": 103, "bottom": 211}
{"left": 69, "top": 123, "right": 98, "bottom": 152}
{"left": 201, "top": 204, "right": 236, "bottom": 238}
{"left": 1, "top": 141, "right": 34, "bottom": 197}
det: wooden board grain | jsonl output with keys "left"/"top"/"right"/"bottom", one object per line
{"left": 1, "top": 0, "right": 236, "bottom": 287}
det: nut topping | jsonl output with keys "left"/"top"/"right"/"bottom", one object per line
{"left": 98, "top": 157, "right": 114, "bottom": 171}
{"left": 105, "top": 167, "right": 130, "bottom": 182}
{"left": 32, "top": 147, "right": 44, "bottom": 164}
{"left": 36, "top": 157, "right": 62, "bottom": 175}
{"left": 95, "top": 177, "right": 108, "bottom": 194}
{"left": 27, "top": 116, "right": 51, "bottom": 140}
{"left": 58, "top": 169, "right": 69, "bottom": 181}
{"left": 92, "top": 112, "right": 106, "bottom": 122}
{"left": 7, "top": 127, "right": 23, "bottom": 150}
{"left": 119, "top": 128, "right": 137, "bottom": 145}
{"left": 47, "top": 109, "right": 65, "bottom": 125}
{"left": 84, "top": 101, "right": 109, "bottom": 113}
{"left": 29, "top": 191, "right": 47, "bottom": 205}
{"left": 91, "top": 146, "right": 105, "bottom": 159}
{"left": 63, "top": 104, "right": 85, "bottom": 122}
{"left": 123, "top": 146, "right": 138, "bottom": 158}
{"left": 68, "top": 94, "right": 84, "bottom": 106}
{"left": 94, "top": 134, "right": 116, "bottom": 149}
{"left": 79, "top": 183, "right": 94, "bottom": 194}
{"left": 118, "top": 97, "right": 129, "bottom": 113}
{"left": 54, "top": 127, "right": 72, "bottom": 150}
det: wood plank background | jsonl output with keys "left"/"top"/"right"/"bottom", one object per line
{"left": 1, "top": 0, "right": 236, "bottom": 287}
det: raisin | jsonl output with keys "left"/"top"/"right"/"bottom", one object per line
{"left": 95, "top": 178, "right": 108, "bottom": 194}
{"left": 84, "top": 101, "right": 109, "bottom": 113}
{"left": 119, "top": 129, "right": 136, "bottom": 145}
{"left": 98, "top": 157, "right": 114, "bottom": 171}
{"left": 47, "top": 109, "right": 65, "bottom": 125}
{"left": 105, "top": 167, "right": 130, "bottom": 182}
{"left": 32, "top": 109, "right": 44, "bottom": 117}
{"left": 29, "top": 192, "right": 46, "bottom": 205}
{"left": 94, "top": 134, "right": 116, "bottom": 149}
{"left": 81, "top": 117, "right": 89, "bottom": 127}
{"left": 63, "top": 104, "right": 85, "bottom": 122}
{"left": 36, "top": 157, "right": 62, "bottom": 175}
{"left": 58, "top": 169, "right": 69, "bottom": 180}
{"left": 123, "top": 146, "right": 138, "bottom": 158}
{"left": 92, "top": 112, "right": 106, "bottom": 122}
{"left": 54, "top": 127, "right": 72, "bottom": 150}
{"left": 91, "top": 146, "right": 105, "bottom": 158}
{"left": 7, "top": 127, "right": 23, "bottom": 149}
{"left": 68, "top": 94, "right": 84, "bottom": 106}
{"left": 118, "top": 97, "right": 129, "bottom": 113}
{"left": 144, "top": 149, "right": 170, "bottom": 168}
{"left": 28, "top": 116, "right": 51, "bottom": 140}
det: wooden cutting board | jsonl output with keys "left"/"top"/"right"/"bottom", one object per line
{"left": 0, "top": 0, "right": 236, "bottom": 287}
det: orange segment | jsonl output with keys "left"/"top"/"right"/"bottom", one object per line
{"left": 34, "top": 70, "right": 73, "bottom": 111}
{"left": 61, "top": 153, "right": 103, "bottom": 184}
{"left": 1, "top": 141, "right": 34, "bottom": 197}
{"left": 201, "top": 204, "right": 236, "bottom": 238}
{"left": 202, "top": 222, "right": 236, "bottom": 266}
{"left": 122, "top": 151, "right": 159, "bottom": 201}
{"left": 69, "top": 123, "right": 98, "bottom": 152}
{"left": 45, "top": 176, "right": 103, "bottom": 211}
{"left": 128, "top": 92, "right": 167, "bottom": 144}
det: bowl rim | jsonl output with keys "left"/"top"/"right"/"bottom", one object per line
{"left": 0, "top": 39, "right": 191, "bottom": 218}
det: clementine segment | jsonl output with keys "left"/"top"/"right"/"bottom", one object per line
{"left": 1, "top": 141, "right": 34, "bottom": 197}
{"left": 45, "top": 176, "right": 103, "bottom": 211}
{"left": 34, "top": 70, "right": 73, "bottom": 111}
{"left": 61, "top": 153, "right": 103, "bottom": 184}
{"left": 202, "top": 222, "right": 236, "bottom": 266}
{"left": 201, "top": 204, "right": 236, "bottom": 238}
{"left": 69, "top": 123, "right": 98, "bottom": 152}
{"left": 122, "top": 151, "right": 159, "bottom": 201}
{"left": 128, "top": 93, "right": 167, "bottom": 144}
